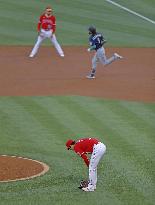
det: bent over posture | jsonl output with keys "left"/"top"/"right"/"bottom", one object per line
{"left": 86, "top": 26, "right": 123, "bottom": 79}
{"left": 66, "top": 138, "right": 106, "bottom": 192}
{"left": 29, "top": 6, "right": 64, "bottom": 58}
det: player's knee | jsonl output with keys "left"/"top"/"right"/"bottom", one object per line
{"left": 101, "top": 59, "right": 108, "bottom": 65}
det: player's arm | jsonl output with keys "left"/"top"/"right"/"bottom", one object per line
{"left": 52, "top": 16, "right": 56, "bottom": 33}
{"left": 88, "top": 45, "right": 96, "bottom": 51}
{"left": 37, "top": 16, "right": 42, "bottom": 32}
{"left": 101, "top": 35, "right": 107, "bottom": 45}
{"left": 75, "top": 148, "right": 89, "bottom": 167}
{"left": 81, "top": 153, "right": 89, "bottom": 167}
{"left": 87, "top": 42, "right": 96, "bottom": 52}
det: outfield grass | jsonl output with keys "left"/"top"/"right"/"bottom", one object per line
{"left": 0, "top": 96, "right": 155, "bottom": 205}
{"left": 0, "top": 0, "right": 155, "bottom": 46}
{"left": 113, "top": 0, "right": 155, "bottom": 20}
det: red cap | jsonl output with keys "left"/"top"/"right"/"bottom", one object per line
{"left": 66, "top": 139, "right": 75, "bottom": 150}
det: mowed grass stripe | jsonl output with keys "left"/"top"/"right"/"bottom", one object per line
{"left": 69, "top": 96, "right": 155, "bottom": 158}
{"left": 56, "top": 4, "right": 155, "bottom": 47}
{"left": 57, "top": 9, "right": 154, "bottom": 38}
{"left": 0, "top": 0, "right": 44, "bottom": 45}
{"left": 99, "top": 100, "right": 155, "bottom": 151}
{"left": 102, "top": 161, "right": 152, "bottom": 205}
{"left": 114, "top": 0, "right": 155, "bottom": 20}
{"left": 0, "top": 187, "right": 123, "bottom": 205}
{"left": 106, "top": 149, "right": 154, "bottom": 202}
{"left": 0, "top": 98, "right": 63, "bottom": 157}
{"left": 0, "top": 0, "right": 155, "bottom": 46}
{"left": 13, "top": 97, "right": 69, "bottom": 139}
{"left": 119, "top": 101, "right": 155, "bottom": 129}
{"left": 0, "top": 109, "right": 32, "bottom": 155}
{"left": 0, "top": 185, "right": 124, "bottom": 205}
{"left": 31, "top": 96, "right": 95, "bottom": 135}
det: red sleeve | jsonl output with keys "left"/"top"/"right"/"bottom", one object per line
{"left": 74, "top": 145, "right": 89, "bottom": 167}
{"left": 52, "top": 16, "right": 56, "bottom": 33}
{"left": 37, "top": 16, "right": 42, "bottom": 32}
{"left": 81, "top": 154, "right": 89, "bottom": 167}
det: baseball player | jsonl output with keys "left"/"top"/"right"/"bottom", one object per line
{"left": 29, "top": 6, "right": 64, "bottom": 58}
{"left": 66, "top": 137, "right": 106, "bottom": 192}
{"left": 86, "top": 26, "right": 123, "bottom": 79}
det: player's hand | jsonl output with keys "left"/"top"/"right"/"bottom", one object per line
{"left": 87, "top": 48, "right": 91, "bottom": 52}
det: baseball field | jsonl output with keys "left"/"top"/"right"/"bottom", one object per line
{"left": 0, "top": 0, "right": 155, "bottom": 205}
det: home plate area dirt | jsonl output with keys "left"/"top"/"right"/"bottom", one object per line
{"left": 0, "top": 46, "right": 154, "bottom": 182}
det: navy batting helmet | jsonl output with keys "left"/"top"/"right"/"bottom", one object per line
{"left": 88, "top": 26, "right": 96, "bottom": 35}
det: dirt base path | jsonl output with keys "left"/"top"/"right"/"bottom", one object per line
{"left": 0, "top": 46, "right": 154, "bottom": 102}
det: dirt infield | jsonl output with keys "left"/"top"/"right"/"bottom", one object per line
{"left": 0, "top": 46, "right": 155, "bottom": 102}
{"left": 0, "top": 46, "right": 154, "bottom": 181}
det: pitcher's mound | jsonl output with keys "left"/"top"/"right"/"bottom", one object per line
{"left": 0, "top": 155, "right": 49, "bottom": 182}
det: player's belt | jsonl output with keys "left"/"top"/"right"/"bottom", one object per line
{"left": 94, "top": 142, "right": 101, "bottom": 146}
{"left": 44, "top": 29, "right": 51, "bottom": 31}
{"left": 96, "top": 46, "right": 102, "bottom": 51}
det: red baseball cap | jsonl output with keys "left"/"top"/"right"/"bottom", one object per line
{"left": 66, "top": 139, "right": 75, "bottom": 150}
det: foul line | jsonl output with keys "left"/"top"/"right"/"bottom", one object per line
{"left": 105, "top": 0, "right": 155, "bottom": 25}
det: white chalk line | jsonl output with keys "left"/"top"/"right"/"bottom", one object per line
{"left": 105, "top": 0, "right": 155, "bottom": 25}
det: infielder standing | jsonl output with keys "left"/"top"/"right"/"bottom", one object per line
{"left": 66, "top": 138, "right": 106, "bottom": 192}
{"left": 29, "top": 6, "right": 64, "bottom": 58}
{"left": 86, "top": 26, "right": 123, "bottom": 79}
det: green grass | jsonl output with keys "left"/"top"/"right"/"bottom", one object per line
{"left": 114, "top": 0, "right": 155, "bottom": 20}
{"left": 0, "top": 96, "right": 155, "bottom": 205}
{"left": 0, "top": 0, "right": 155, "bottom": 46}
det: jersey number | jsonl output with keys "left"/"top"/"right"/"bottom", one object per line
{"left": 97, "top": 37, "right": 101, "bottom": 44}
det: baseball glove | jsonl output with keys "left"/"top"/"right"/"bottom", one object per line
{"left": 78, "top": 180, "right": 89, "bottom": 189}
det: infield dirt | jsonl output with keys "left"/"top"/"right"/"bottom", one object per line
{"left": 0, "top": 46, "right": 154, "bottom": 102}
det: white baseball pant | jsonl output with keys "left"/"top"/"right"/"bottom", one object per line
{"left": 29, "top": 29, "right": 64, "bottom": 57}
{"left": 92, "top": 47, "right": 116, "bottom": 69}
{"left": 88, "top": 142, "right": 106, "bottom": 190}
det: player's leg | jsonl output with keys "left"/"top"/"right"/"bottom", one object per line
{"left": 50, "top": 34, "right": 64, "bottom": 57}
{"left": 98, "top": 47, "right": 115, "bottom": 65}
{"left": 29, "top": 35, "right": 45, "bottom": 58}
{"left": 86, "top": 54, "right": 98, "bottom": 79}
{"left": 99, "top": 47, "right": 123, "bottom": 65}
{"left": 84, "top": 143, "right": 106, "bottom": 191}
